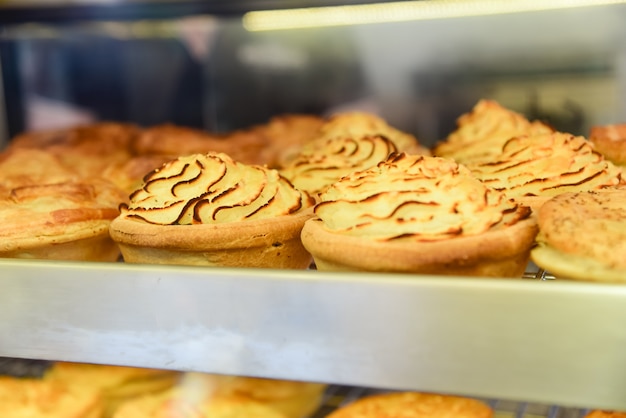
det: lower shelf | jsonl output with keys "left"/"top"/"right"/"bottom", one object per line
{"left": 1, "top": 259, "right": 626, "bottom": 410}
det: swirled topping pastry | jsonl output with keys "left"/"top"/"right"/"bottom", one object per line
{"left": 280, "top": 134, "right": 399, "bottom": 195}
{"left": 434, "top": 99, "right": 553, "bottom": 163}
{"left": 468, "top": 132, "right": 624, "bottom": 198}
{"left": 121, "top": 153, "right": 314, "bottom": 225}
{"left": 315, "top": 153, "right": 530, "bottom": 242}
{"left": 319, "top": 111, "right": 428, "bottom": 155}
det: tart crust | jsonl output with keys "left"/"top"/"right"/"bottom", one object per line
{"left": 110, "top": 210, "right": 315, "bottom": 269}
{"left": 301, "top": 216, "right": 538, "bottom": 277}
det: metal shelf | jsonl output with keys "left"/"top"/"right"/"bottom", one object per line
{"left": 1, "top": 259, "right": 625, "bottom": 410}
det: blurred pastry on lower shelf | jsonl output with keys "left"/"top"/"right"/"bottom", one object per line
{"left": 109, "top": 152, "right": 315, "bottom": 269}
{"left": 0, "top": 375, "right": 103, "bottom": 418}
{"left": 585, "top": 412, "right": 626, "bottom": 418}
{"left": 301, "top": 153, "right": 537, "bottom": 277}
{"left": 179, "top": 373, "right": 327, "bottom": 418}
{"left": 531, "top": 188, "right": 626, "bottom": 283}
{"left": 114, "top": 393, "right": 287, "bottom": 418}
{"left": 326, "top": 391, "right": 493, "bottom": 418}
{"left": 44, "top": 362, "right": 182, "bottom": 418}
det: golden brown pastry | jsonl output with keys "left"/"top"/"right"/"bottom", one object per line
{"left": 45, "top": 362, "right": 181, "bottom": 418}
{"left": 326, "top": 391, "right": 493, "bottom": 418}
{"left": 0, "top": 375, "right": 103, "bottom": 418}
{"left": 114, "top": 392, "right": 287, "bottom": 418}
{"left": 433, "top": 99, "right": 553, "bottom": 163}
{"left": 318, "top": 111, "right": 429, "bottom": 156}
{"left": 467, "top": 132, "right": 624, "bottom": 211}
{"left": 0, "top": 148, "right": 79, "bottom": 196}
{"left": 10, "top": 122, "right": 140, "bottom": 178}
{"left": 589, "top": 123, "right": 626, "bottom": 168}
{"left": 585, "top": 411, "right": 626, "bottom": 418}
{"left": 178, "top": 373, "right": 326, "bottom": 418}
{"left": 280, "top": 112, "right": 429, "bottom": 196}
{"left": 531, "top": 188, "right": 626, "bottom": 282}
{"left": 102, "top": 154, "right": 175, "bottom": 196}
{"left": 109, "top": 152, "right": 315, "bottom": 268}
{"left": 301, "top": 153, "right": 537, "bottom": 277}
{"left": 254, "top": 114, "right": 325, "bottom": 169}
{"left": 0, "top": 178, "right": 127, "bottom": 261}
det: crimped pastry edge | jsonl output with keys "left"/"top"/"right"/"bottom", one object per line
{"left": 301, "top": 216, "right": 538, "bottom": 277}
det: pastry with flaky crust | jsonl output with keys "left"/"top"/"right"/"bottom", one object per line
{"left": 301, "top": 153, "right": 537, "bottom": 277}
{"left": 326, "top": 392, "right": 492, "bottom": 418}
{"left": 0, "top": 178, "right": 127, "bottom": 261}
{"left": 589, "top": 123, "right": 626, "bottom": 168}
{"left": 109, "top": 152, "right": 315, "bottom": 268}
{"left": 0, "top": 376, "right": 103, "bottom": 418}
{"left": 531, "top": 188, "right": 626, "bottom": 282}
{"left": 433, "top": 99, "right": 553, "bottom": 163}
{"left": 9, "top": 122, "right": 140, "bottom": 178}
{"left": 45, "top": 362, "right": 181, "bottom": 418}
{"left": 467, "top": 132, "right": 624, "bottom": 211}
{"left": 280, "top": 112, "right": 429, "bottom": 196}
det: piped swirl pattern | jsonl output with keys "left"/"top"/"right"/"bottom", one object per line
{"left": 468, "top": 132, "right": 624, "bottom": 198}
{"left": 121, "top": 153, "right": 314, "bottom": 225}
{"left": 315, "top": 153, "right": 530, "bottom": 242}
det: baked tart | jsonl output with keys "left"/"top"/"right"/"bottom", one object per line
{"left": 0, "top": 376, "right": 103, "bottom": 418}
{"left": 109, "top": 152, "right": 315, "bottom": 269}
{"left": 531, "top": 188, "right": 626, "bottom": 282}
{"left": 326, "top": 392, "right": 492, "bottom": 418}
{"left": 589, "top": 123, "right": 626, "bottom": 168}
{"left": 433, "top": 99, "right": 553, "bottom": 163}
{"left": 467, "top": 132, "right": 624, "bottom": 211}
{"left": 45, "top": 362, "right": 181, "bottom": 418}
{"left": 0, "top": 178, "right": 127, "bottom": 261}
{"left": 301, "top": 153, "right": 537, "bottom": 277}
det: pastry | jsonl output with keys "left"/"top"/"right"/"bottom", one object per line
{"left": 585, "top": 411, "right": 626, "bottom": 418}
{"left": 318, "top": 111, "right": 430, "bottom": 156}
{"left": 467, "top": 132, "right": 624, "bottom": 211}
{"left": 9, "top": 122, "right": 140, "bottom": 178}
{"left": 0, "top": 375, "right": 103, "bottom": 418}
{"left": 531, "top": 188, "right": 626, "bottom": 282}
{"left": 281, "top": 112, "right": 429, "bottom": 196}
{"left": 252, "top": 114, "right": 324, "bottom": 169}
{"left": 433, "top": 99, "right": 553, "bottom": 163}
{"left": 0, "top": 178, "right": 127, "bottom": 261}
{"left": 589, "top": 123, "right": 626, "bottom": 168}
{"left": 301, "top": 153, "right": 537, "bottom": 277}
{"left": 326, "top": 391, "right": 492, "bottom": 418}
{"left": 109, "top": 152, "right": 315, "bottom": 268}
{"left": 180, "top": 373, "right": 326, "bottom": 418}
{"left": 45, "top": 362, "right": 181, "bottom": 418}
{"left": 113, "top": 392, "right": 287, "bottom": 418}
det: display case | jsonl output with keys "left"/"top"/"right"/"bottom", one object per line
{"left": 1, "top": 0, "right": 626, "bottom": 415}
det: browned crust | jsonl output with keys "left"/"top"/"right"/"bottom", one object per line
{"left": 590, "top": 124, "right": 626, "bottom": 166}
{"left": 326, "top": 392, "right": 493, "bottom": 418}
{"left": 109, "top": 210, "right": 315, "bottom": 268}
{"left": 535, "top": 188, "right": 626, "bottom": 271}
{"left": 301, "top": 216, "right": 538, "bottom": 277}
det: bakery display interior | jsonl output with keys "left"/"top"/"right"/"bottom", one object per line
{"left": 1, "top": 0, "right": 626, "bottom": 416}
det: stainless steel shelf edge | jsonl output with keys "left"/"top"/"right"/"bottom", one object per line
{"left": 1, "top": 259, "right": 625, "bottom": 409}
